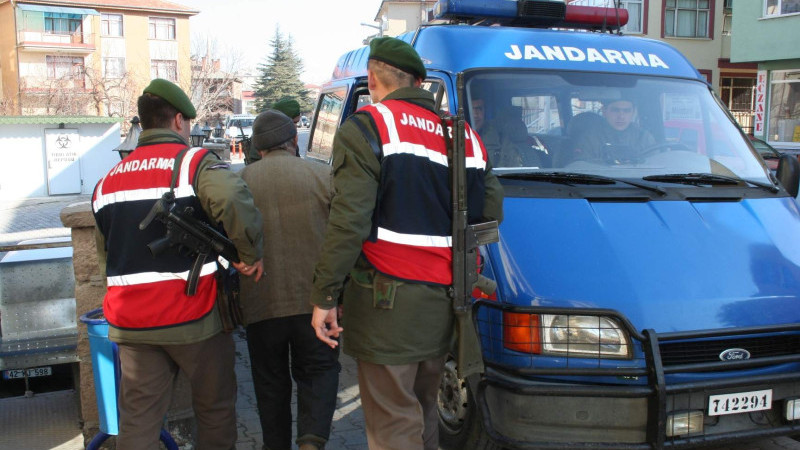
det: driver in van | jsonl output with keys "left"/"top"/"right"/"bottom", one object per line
{"left": 572, "top": 96, "right": 656, "bottom": 164}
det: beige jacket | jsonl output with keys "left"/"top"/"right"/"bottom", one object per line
{"left": 239, "top": 150, "right": 333, "bottom": 324}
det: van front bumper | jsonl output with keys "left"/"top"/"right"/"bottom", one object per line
{"left": 476, "top": 367, "right": 800, "bottom": 449}
{"left": 472, "top": 302, "right": 800, "bottom": 448}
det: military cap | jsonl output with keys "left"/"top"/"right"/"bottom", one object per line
{"left": 271, "top": 98, "right": 301, "bottom": 120}
{"left": 251, "top": 109, "right": 297, "bottom": 151}
{"left": 368, "top": 36, "right": 426, "bottom": 80}
{"left": 143, "top": 78, "right": 197, "bottom": 119}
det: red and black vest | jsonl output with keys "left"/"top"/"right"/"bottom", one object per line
{"left": 359, "top": 99, "right": 488, "bottom": 286}
{"left": 92, "top": 143, "right": 217, "bottom": 330}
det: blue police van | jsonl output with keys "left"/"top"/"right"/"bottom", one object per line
{"left": 305, "top": 0, "right": 800, "bottom": 447}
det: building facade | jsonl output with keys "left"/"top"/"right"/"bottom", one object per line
{"left": 0, "top": 0, "right": 197, "bottom": 117}
{"left": 731, "top": 0, "right": 800, "bottom": 151}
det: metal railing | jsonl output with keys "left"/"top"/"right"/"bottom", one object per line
{"left": 17, "top": 30, "right": 95, "bottom": 47}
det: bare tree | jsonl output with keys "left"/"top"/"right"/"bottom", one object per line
{"left": 190, "top": 36, "right": 245, "bottom": 127}
{"left": 0, "top": 90, "right": 16, "bottom": 115}
{"left": 19, "top": 75, "right": 94, "bottom": 116}
{"left": 83, "top": 65, "right": 141, "bottom": 130}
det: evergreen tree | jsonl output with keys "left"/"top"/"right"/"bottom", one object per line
{"left": 253, "top": 28, "right": 310, "bottom": 114}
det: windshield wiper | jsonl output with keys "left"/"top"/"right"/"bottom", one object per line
{"left": 497, "top": 171, "right": 666, "bottom": 195}
{"left": 642, "top": 173, "right": 779, "bottom": 193}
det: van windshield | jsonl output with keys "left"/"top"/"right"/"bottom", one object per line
{"left": 465, "top": 71, "right": 770, "bottom": 184}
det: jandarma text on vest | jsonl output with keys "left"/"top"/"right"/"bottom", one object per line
{"left": 110, "top": 157, "right": 176, "bottom": 176}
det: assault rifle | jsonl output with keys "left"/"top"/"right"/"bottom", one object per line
{"left": 448, "top": 73, "right": 499, "bottom": 379}
{"left": 139, "top": 191, "right": 240, "bottom": 296}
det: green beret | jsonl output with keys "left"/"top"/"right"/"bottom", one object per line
{"left": 271, "top": 98, "right": 300, "bottom": 119}
{"left": 369, "top": 37, "right": 426, "bottom": 80}
{"left": 143, "top": 78, "right": 196, "bottom": 119}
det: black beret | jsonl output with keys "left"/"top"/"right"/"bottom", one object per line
{"left": 251, "top": 109, "right": 297, "bottom": 151}
{"left": 271, "top": 98, "right": 301, "bottom": 119}
{"left": 368, "top": 37, "right": 426, "bottom": 80}
{"left": 143, "top": 78, "right": 196, "bottom": 119}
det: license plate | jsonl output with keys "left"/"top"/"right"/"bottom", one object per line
{"left": 708, "top": 389, "right": 772, "bottom": 416}
{"left": 2, "top": 366, "right": 53, "bottom": 380}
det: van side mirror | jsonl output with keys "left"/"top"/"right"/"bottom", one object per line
{"left": 776, "top": 154, "right": 800, "bottom": 198}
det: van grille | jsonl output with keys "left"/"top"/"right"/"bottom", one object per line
{"left": 659, "top": 335, "right": 800, "bottom": 366}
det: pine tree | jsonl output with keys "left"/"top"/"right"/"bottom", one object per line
{"left": 253, "top": 28, "right": 311, "bottom": 114}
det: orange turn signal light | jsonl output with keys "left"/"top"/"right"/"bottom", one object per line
{"left": 503, "top": 311, "right": 541, "bottom": 354}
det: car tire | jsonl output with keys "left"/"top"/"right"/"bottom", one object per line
{"left": 438, "top": 358, "right": 501, "bottom": 450}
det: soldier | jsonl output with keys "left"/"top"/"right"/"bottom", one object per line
{"left": 572, "top": 95, "right": 656, "bottom": 164}
{"left": 239, "top": 109, "right": 339, "bottom": 450}
{"left": 92, "top": 78, "right": 264, "bottom": 449}
{"left": 309, "top": 37, "right": 503, "bottom": 449}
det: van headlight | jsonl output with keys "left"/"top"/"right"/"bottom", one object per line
{"left": 541, "top": 314, "right": 631, "bottom": 358}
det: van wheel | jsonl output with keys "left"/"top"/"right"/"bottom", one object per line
{"left": 438, "top": 358, "right": 501, "bottom": 450}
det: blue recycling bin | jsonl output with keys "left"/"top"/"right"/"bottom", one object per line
{"left": 80, "top": 307, "right": 177, "bottom": 450}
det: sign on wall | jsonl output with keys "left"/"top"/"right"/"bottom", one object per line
{"left": 44, "top": 129, "right": 82, "bottom": 195}
{"left": 754, "top": 70, "right": 767, "bottom": 135}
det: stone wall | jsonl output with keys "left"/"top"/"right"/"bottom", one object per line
{"left": 61, "top": 202, "right": 195, "bottom": 448}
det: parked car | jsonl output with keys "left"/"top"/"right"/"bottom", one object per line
{"left": 224, "top": 114, "right": 256, "bottom": 141}
{"left": 748, "top": 135, "right": 782, "bottom": 172}
{"left": 298, "top": 115, "right": 310, "bottom": 128}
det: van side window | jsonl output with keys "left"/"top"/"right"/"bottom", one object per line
{"left": 307, "top": 88, "right": 347, "bottom": 164}
{"left": 421, "top": 80, "right": 449, "bottom": 112}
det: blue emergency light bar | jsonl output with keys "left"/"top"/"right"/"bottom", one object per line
{"left": 433, "top": 0, "right": 628, "bottom": 29}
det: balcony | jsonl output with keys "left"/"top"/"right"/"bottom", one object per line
{"left": 17, "top": 30, "right": 95, "bottom": 53}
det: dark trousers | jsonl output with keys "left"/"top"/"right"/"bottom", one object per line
{"left": 246, "top": 314, "right": 341, "bottom": 449}
{"left": 116, "top": 332, "right": 237, "bottom": 450}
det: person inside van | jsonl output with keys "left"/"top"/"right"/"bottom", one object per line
{"left": 572, "top": 96, "right": 656, "bottom": 165}
{"left": 471, "top": 94, "right": 540, "bottom": 168}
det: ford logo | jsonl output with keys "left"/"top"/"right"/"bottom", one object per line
{"left": 719, "top": 348, "right": 751, "bottom": 361}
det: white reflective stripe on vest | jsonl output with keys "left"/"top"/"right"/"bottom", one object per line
{"left": 376, "top": 227, "right": 452, "bottom": 248}
{"left": 382, "top": 141, "right": 448, "bottom": 167}
{"left": 375, "top": 103, "right": 401, "bottom": 144}
{"left": 179, "top": 147, "right": 205, "bottom": 188}
{"left": 92, "top": 184, "right": 196, "bottom": 211}
{"left": 106, "top": 260, "right": 217, "bottom": 286}
{"left": 374, "top": 103, "right": 487, "bottom": 171}
{"left": 467, "top": 128, "right": 488, "bottom": 170}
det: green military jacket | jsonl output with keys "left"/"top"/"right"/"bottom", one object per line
{"left": 96, "top": 128, "right": 264, "bottom": 345}
{"left": 309, "top": 87, "right": 504, "bottom": 364}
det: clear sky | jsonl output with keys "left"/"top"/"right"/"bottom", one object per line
{"left": 177, "top": 0, "right": 384, "bottom": 86}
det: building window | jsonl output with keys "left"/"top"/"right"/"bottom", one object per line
{"left": 103, "top": 57, "right": 126, "bottom": 79}
{"left": 768, "top": 70, "right": 800, "bottom": 144}
{"left": 151, "top": 60, "right": 177, "bottom": 82}
{"left": 46, "top": 55, "right": 84, "bottom": 79}
{"left": 45, "top": 13, "right": 82, "bottom": 35}
{"left": 721, "top": 77, "right": 756, "bottom": 134}
{"left": 665, "top": 0, "right": 710, "bottom": 38}
{"left": 149, "top": 17, "right": 176, "bottom": 40}
{"left": 101, "top": 14, "right": 123, "bottom": 37}
{"left": 765, "top": 0, "right": 800, "bottom": 16}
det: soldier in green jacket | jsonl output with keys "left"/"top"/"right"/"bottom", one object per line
{"left": 93, "top": 79, "right": 264, "bottom": 449}
{"left": 310, "top": 37, "right": 503, "bottom": 449}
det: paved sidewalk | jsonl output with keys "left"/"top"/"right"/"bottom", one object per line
{"left": 0, "top": 194, "right": 368, "bottom": 449}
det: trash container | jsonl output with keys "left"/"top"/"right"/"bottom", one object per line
{"left": 79, "top": 307, "right": 177, "bottom": 449}
{"left": 80, "top": 307, "right": 119, "bottom": 435}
